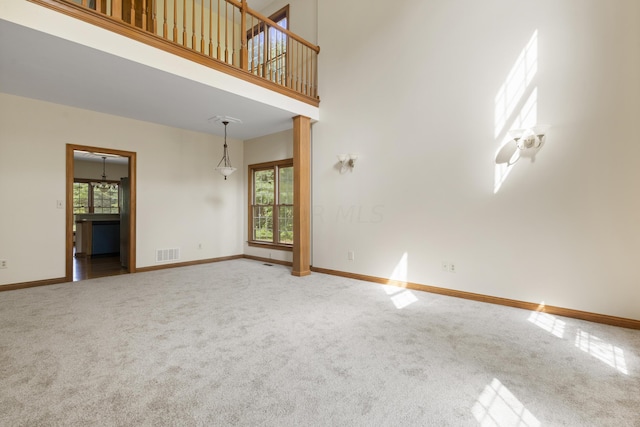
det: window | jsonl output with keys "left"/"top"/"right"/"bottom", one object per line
{"left": 247, "top": 5, "right": 289, "bottom": 85}
{"left": 73, "top": 179, "right": 119, "bottom": 214}
{"left": 73, "top": 182, "right": 90, "bottom": 215}
{"left": 249, "top": 159, "right": 293, "bottom": 249}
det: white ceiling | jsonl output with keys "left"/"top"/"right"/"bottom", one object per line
{"left": 0, "top": 16, "right": 306, "bottom": 140}
{"left": 74, "top": 150, "right": 128, "bottom": 165}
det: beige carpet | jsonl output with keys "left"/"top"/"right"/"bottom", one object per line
{"left": 1, "top": 259, "right": 639, "bottom": 426}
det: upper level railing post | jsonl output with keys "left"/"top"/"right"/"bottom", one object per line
{"left": 240, "top": 0, "right": 248, "bottom": 70}
{"left": 112, "top": 0, "right": 122, "bottom": 19}
{"left": 142, "top": 0, "right": 147, "bottom": 30}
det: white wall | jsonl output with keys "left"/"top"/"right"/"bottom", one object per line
{"left": 314, "top": 0, "right": 640, "bottom": 320}
{"left": 243, "top": 129, "right": 294, "bottom": 263}
{"left": 0, "top": 93, "right": 244, "bottom": 285}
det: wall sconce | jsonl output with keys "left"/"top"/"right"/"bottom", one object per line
{"left": 495, "top": 125, "right": 549, "bottom": 165}
{"left": 337, "top": 153, "right": 358, "bottom": 173}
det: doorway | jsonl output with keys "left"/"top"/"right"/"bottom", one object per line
{"left": 66, "top": 144, "right": 137, "bottom": 282}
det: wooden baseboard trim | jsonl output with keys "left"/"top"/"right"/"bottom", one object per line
{"left": 310, "top": 266, "right": 640, "bottom": 330}
{"left": 243, "top": 255, "right": 293, "bottom": 267}
{"left": 136, "top": 255, "right": 244, "bottom": 273}
{"left": 0, "top": 277, "right": 68, "bottom": 292}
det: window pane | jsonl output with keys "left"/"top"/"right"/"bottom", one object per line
{"left": 278, "top": 205, "right": 293, "bottom": 244}
{"left": 249, "top": 32, "right": 265, "bottom": 65}
{"left": 93, "top": 185, "right": 119, "bottom": 214}
{"left": 253, "top": 206, "right": 273, "bottom": 242}
{"left": 254, "top": 169, "right": 275, "bottom": 205}
{"left": 279, "top": 166, "right": 293, "bottom": 205}
{"left": 73, "top": 182, "right": 89, "bottom": 214}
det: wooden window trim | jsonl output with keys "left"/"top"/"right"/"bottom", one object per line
{"left": 246, "top": 5, "right": 289, "bottom": 83}
{"left": 247, "top": 4, "right": 289, "bottom": 37}
{"left": 248, "top": 158, "right": 293, "bottom": 251}
{"left": 270, "top": 5, "right": 290, "bottom": 27}
{"left": 247, "top": 241, "right": 293, "bottom": 251}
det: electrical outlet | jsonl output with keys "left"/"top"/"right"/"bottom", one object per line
{"left": 449, "top": 263, "right": 456, "bottom": 273}
{"left": 348, "top": 250, "right": 355, "bottom": 261}
{"left": 0, "top": 260, "right": 7, "bottom": 269}
{"left": 198, "top": 243, "right": 202, "bottom": 250}
{"left": 442, "top": 261, "right": 449, "bottom": 272}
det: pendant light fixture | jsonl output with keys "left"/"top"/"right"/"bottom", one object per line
{"left": 215, "top": 120, "right": 236, "bottom": 180}
{"left": 91, "top": 156, "right": 117, "bottom": 192}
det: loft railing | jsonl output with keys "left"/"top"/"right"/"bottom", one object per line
{"left": 32, "top": 0, "right": 320, "bottom": 104}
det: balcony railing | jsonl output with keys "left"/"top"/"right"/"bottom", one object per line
{"left": 31, "top": 0, "right": 320, "bottom": 105}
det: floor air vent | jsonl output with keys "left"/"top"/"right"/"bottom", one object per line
{"left": 156, "top": 248, "right": 180, "bottom": 263}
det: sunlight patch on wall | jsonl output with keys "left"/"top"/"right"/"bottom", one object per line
{"left": 390, "top": 252, "right": 409, "bottom": 282}
{"left": 472, "top": 378, "right": 541, "bottom": 427}
{"left": 493, "top": 30, "right": 539, "bottom": 194}
{"left": 575, "top": 329, "right": 629, "bottom": 375}
{"left": 527, "top": 310, "right": 565, "bottom": 338}
{"left": 494, "top": 87, "right": 539, "bottom": 194}
{"left": 494, "top": 31, "right": 538, "bottom": 138}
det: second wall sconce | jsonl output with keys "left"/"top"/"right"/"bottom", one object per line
{"left": 337, "top": 153, "right": 358, "bottom": 173}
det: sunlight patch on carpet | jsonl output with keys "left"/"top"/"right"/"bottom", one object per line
{"left": 472, "top": 378, "right": 541, "bottom": 427}
{"left": 527, "top": 311, "right": 565, "bottom": 338}
{"left": 380, "top": 286, "right": 418, "bottom": 310}
{"left": 391, "top": 290, "right": 418, "bottom": 309}
{"left": 575, "top": 329, "right": 628, "bottom": 375}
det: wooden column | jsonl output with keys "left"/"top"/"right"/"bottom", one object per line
{"left": 292, "top": 115, "right": 311, "bottom": 277}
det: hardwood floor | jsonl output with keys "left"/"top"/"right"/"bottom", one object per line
{"left": 73, "top": 253, "right": 128, "bottom": 281}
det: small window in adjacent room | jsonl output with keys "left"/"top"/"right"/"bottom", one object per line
{"left": 247, "top": 5, "right": 289, "bottom": 85}
{"left": 73, "top": 179, "right": 119, "bottom": 214}
{"left": 248, "top": 159, "right": 293, "bottom": 250}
